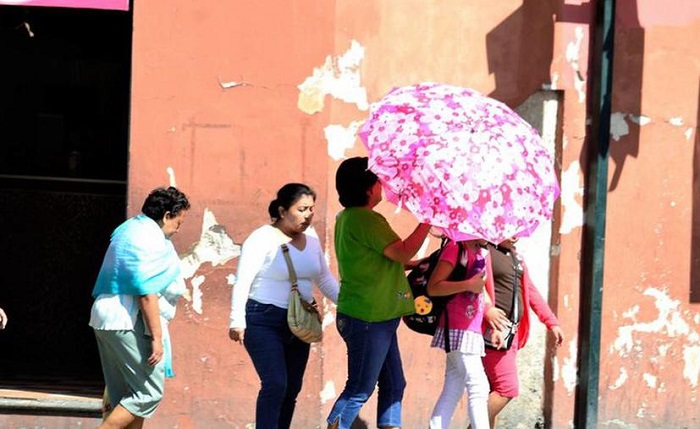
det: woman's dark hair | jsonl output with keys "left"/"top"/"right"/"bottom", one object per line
{"left": 268, "top": 183, "right": 316, "bottom": 221}
{"left": 335, "top": 157, "right": 378, "bottom": 208}
{"left": 141, "top": 186, "right": 191, "bottom": 221}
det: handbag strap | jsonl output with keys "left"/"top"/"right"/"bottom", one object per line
{"left": 508, "top": 250, "right": 519, "bottom": 322}
{"left": 280, "top": 244, "right": 299, "bottom": 292}
{"left": 281, "top": 244, "right": 320, "bottom": 316}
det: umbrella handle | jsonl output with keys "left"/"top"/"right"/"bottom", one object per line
{"left": 428, "top": 227, "right": 445, "bottom": 239}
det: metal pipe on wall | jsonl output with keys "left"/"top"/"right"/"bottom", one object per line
{"left": 574, "top": 0, "right": 616, "bottom": 427}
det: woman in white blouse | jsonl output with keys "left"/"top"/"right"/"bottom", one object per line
{"left": 229, "top": 183, "right": 339, "bottom": 429}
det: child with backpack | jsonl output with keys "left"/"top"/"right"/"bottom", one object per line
{"left": 426, "top": 239, "right": 491, "bottom": 429}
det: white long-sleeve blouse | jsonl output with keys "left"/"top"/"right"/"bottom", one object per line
{"left": 229, "top": 224, "right": 339, "bottom": 329}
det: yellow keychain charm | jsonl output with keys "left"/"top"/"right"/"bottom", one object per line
{"left": 414, "top": 295, "right": 433, "bottom": 315}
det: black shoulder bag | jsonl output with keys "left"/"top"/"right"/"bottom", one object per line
{"left": 484, "top": 249, "right": 519, "bottom": 350}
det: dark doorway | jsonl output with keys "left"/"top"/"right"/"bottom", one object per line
{"left": 0, "top": 5, "right": 132, "bottom": 398}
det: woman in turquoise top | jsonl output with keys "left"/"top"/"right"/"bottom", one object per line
{"left": 90, "top": 186, "right": 190, "bottom": 429}
{"left": 327, "top": 157, "right": 431, "bottom": 429}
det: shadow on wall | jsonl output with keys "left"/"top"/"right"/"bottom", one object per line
{"left": 486, "top": 0, "right": 557, "bottom": 108}
{"left": 555, "top": 0, "right": 643, "bottom": 194}
{"left": 690, "top": 80, "right": 700, "bottom": 302}
{"left": 604, "top": 1, "right": 643, "bottom": 192}
{"left": 486, "top": 0, "right": 643, "bottom": 192}
{"left": 562, "top": 0, "right": 643, "bottom": 192}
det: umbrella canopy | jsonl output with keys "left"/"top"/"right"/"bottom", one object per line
{"left": 360, "top": 82, "right": 559, "bottom": 244}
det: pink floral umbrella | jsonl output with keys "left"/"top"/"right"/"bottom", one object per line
{"left": 359, "top": 82, "right": 559, "bottom": 244}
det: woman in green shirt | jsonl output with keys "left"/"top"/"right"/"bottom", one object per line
{"left": 327, "top": 157, "right": 431, "bottom": 429}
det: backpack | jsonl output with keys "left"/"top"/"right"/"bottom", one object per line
{"left": 402, "top": 239, "right": 466, "bottom": 336}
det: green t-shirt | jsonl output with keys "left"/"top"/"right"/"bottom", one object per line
{"left": 334, "top": 207, "right": 415, "bottom": 321}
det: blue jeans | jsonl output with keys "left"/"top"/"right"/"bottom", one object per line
{"left": 244, "top": 299, "right": 310, "bottom": 429}
{"left": 327, "top": 314, "right": 406, "bottom": 429}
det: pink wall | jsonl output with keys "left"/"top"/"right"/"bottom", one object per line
{"left": 126, "top": 1, "right": 700, "bottom": 427}
{"left": 548, "top": 1, "right": 700, "bottom": 428}
{"left": 128, "top": 1, "right": 335, "bottom": 427}
{"left": 1, "top": 1, "right": 690, "bottom": 428}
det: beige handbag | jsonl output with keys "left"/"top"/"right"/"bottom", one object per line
{"left": 281, "top": 244, "right": 323, "bottom": 343}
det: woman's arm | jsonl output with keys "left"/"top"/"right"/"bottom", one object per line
{"left": 527, "top": 281, "right": 564, "bottom": 346}
{"left": 383, "top": 223, "right": 431, "bottom": 264}
{"left": 138, "top": 293, "right": 163, "bottom": 366}
{"left": 314, "top": 247, "right": 339, "bottom": 304}
{"left": 229, "top": 229, "right": 272, "bottom": 343}
{"left": 230, "top": 230, "right": 268, "bottom": 330}
{"left": 524, "top": 268, "right": 560, "bottom": 330}
{"left": 426, "top": 260, "right": 485, "bottom": 296}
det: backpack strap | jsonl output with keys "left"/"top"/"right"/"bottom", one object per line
{"left": 442, "top": 241, "right": 466, "bottom": 353}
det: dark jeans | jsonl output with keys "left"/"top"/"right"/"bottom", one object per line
{"left": 326, "top": 314, "right": 405, "bottom": 429}
{"left": 244, "top": 299, "right": 310, "bottom": 429}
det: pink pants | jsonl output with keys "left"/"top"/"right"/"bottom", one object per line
{"left": 482, "top": 334, "right": 520, "bottom": 398}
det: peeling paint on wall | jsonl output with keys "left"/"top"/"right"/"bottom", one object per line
{"left": 561, "top": 336, "right": 579, "bottom": 394}
{"left": 552, "top": 355, "right": 560, "bottom": 382}
{"left": 191, "top": 275, "right": 205, "bottom": 314}
{"left": 608, "top": 112, "right": 660, "bottom": 140}
{"left": 218, "top": 79, "right": 251, "bottom": 90}
{"left": 320, "top": 380, "right": 336, "bottom": 404}
{"left": 324, "top": 121, "right": 363, "bottom": 160}
{"left": 643, "top": 372, "right": 657, "bottom": 388}
{"left": 608, "top": 367, "right": 628, "bottom": 390}
{"left": 611, "top": 288, "right": 689, "bottom": 357}
{"left": 668, "top": 117, "right": 684, "bottom": 126}
{"left": 636, "top": 403, "right": 647, "bottom": 419}
{"left": 610, "top": 112, "right": 630, "bottom": 141}
{"left": 602, "top": 112, "right": 694, "bottom": 144}
{"left": 622, "top": 304, "right": 639, "bottom": 320}
{"left": 321, "top": 307, "right": 335, "bottom": 330}
{"left": 178, "top": 209, "right": 241, "bottom": 314}
{"left": 600, "top": 418, "right": 639, "bottom": 428}
{"left": 565, "top": 26, "right": 586, "bottom": 103}
{"left": 180, "top": 209, "right": 241, "bottom": 279}
{"left": 297, "top": 40, "right": 369, "bottom": 115}
{"left": 559, "top": 160, "right": 584, "bottom": 234}
{"left": 628, "top": 114, "right": 651, "bottom": 126}
{"left": 543, "top": 72, "right": 559, "bottom": 90}
{"left": 226, "top": 273, "right": 236, "bottom": 287}
{"left": 610, "top": 288, "right": 700, "bottom": 389}
{"left": 167, "top": 166, "right": 177, "bottom": 187}
{"left": 683, "top": 346, "right": 700, "bottom": 388}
